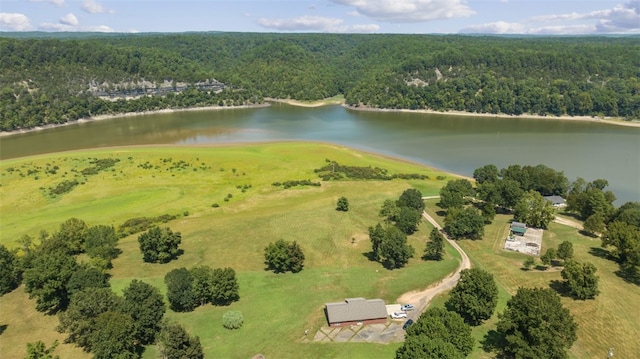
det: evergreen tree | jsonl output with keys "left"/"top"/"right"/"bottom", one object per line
{"left": 336, "top": 196, "right": 349, "bottom": 211}
{"left": 424, "top": 227, "right": 445, "bottom": 261}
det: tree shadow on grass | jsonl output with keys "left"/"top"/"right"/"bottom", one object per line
{"left": 589, "top": 247, "right": 640, "bottom": 286}
{"left": 588, "top": 247, "right": 611, "bottom": 260}
{"left": 615, "top": 265, "right": 640, "bottom": 286}
{"left": 549, "top": 279, "right": 571, "bottom": 298}
{"left": 481, "top": 329, "right": 504, "bottom": 355}
{"left": 0, "top": 324, "right": 7, "bottom": 336}
{"left": 362, "top": 251, "right": 377, "bottom": 262}
{"left": 579, "top": 230, "right": 599, "bottom": 238}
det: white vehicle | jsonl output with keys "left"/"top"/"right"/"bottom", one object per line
{"left": 401, "top": 304, "right": 415, "bottom": 311}
{"left": 391, "top": 311, "right": 407, "bottom": 319}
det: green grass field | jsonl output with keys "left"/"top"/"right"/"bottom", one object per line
{"left": 424, "top": 199, "right": 640, "bottom": 359}
{"left": 0, "top": 143, "right": 458, "bottom": 359}
{"left": 2, "top": 144, "right": 638, "bottom": 359}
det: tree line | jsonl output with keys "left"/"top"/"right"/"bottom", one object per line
{"left": 2, "top": 33, "right": 638, "bottom": 131}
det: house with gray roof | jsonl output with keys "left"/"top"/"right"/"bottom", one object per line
{"left": 544, "top": 195, "right": 567, "bottom": 208}
{"left": 324, "top": 298, "right": 388, "bottom": 327}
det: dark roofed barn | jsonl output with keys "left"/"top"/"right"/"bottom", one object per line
{"left": 324, "top": 298, "right": 388, "bottom": 327}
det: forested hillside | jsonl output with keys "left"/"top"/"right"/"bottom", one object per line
{"left": 1, "top": 33, "right": 638, "bottom": 131}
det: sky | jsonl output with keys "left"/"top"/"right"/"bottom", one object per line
{"left": 0, "top": 0, "right": 639, "bottom": 35}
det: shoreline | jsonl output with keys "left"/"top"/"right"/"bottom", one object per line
{"left": 2, "top": 99, "right": 639, "bottom": 137}
{"left": 343, "top": 104, "right": 640, "bottom": 128}
{"left": 0, "top": 103, "right": 271, "bottom": 138}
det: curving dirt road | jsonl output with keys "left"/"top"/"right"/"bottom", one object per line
{"left": 396, "top": 211, "right": 471, "bottom": 315}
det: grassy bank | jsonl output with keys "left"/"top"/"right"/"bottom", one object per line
{"left": 0, "top": 143, "right": 455, "bottom": 358}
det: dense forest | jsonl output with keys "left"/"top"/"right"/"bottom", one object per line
{"left": 1, "top": 33, "right": 639, "bottom": 131}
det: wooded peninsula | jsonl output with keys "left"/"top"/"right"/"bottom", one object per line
{"left": 1, "top": 33, "right": 639, "bottom": 132}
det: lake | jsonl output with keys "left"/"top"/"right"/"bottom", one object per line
{"left": 1, "top": 103, "right": 639, "bottom": 203}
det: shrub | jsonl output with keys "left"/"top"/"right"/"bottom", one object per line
{"left": 222, "top": 311, "right": 243, "bottom": 330}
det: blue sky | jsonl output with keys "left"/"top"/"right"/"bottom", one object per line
{"left": 1, "top": 0, "right": 639, "bottom": 34}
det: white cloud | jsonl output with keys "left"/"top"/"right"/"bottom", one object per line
{"left": 461, "top": 21, "right": 525, "bottom": 34}
{"left": 59, "top": 13, "right": 78, "bottom": 26}
{"left": 39, "top": 21, "right": 114, "bottom": 32}
{"left": 29, "top": 0, "right": 65, "bottom": 7}
{"left": 462, "top": 1, "right": 640, "bottom": 35}
{"left": 82, "top": 0, "right": 114, "bottom": 14}
{"left": 258, "top": 15, "right": 378, "bottom": 33}
{"left": 0, "top": 13, "right": 32, "bottom": 31}
{"left": 38, "top": 22, "right": 73, "bottom": 31}
{"left": 331, "top": 0, "right": 475, "bottom": 23}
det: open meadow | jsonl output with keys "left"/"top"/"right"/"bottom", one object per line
{"left": 0, "top": 143, "right": 459, "bottom": 359}
{"left": 424, "top": 199, "right": 640, "bottom": 359}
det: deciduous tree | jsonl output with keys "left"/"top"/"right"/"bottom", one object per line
{"left": 561, "top": 260, "right": 600, "bottom": 300}
{"left": 439, "top": 179, "right": 474, "bottom": 209}
{"left": 157, "top": 320, "right": 204, "bottom": 359}
{"left": 398, "top": 188, "right": 425, "bottom": 211}
{"left": 23, "top": 246, "right": 78, "bottom": 314}
{"left": 496, "top": 287, "right": 577, "bottom": 359}
{"left": 444, "top": 207, "right": 485, "bottom": 240}
{"left": 121, "top": 280, "right": 166, "bottom": 345}
{"left": 264, "top": 240, "right": 305, "bottom": 273}
{"left": 137, "top": 226, "right": 182, "bottom": 263}
{"left": 211, "top": 267, "right": 240, "bottom": 305}
{"left": 0, "top": 244, "right": 21, "bottom": 295}
{"left": 84, "top": 225, "right": 120, "bottom": 266}
{"left": 88, "top": 311, "right": 138, "bottom": 359}
{"left": 379, "top": 226, "right": 414, "bottom": 269}
{"left": 403, "top": 307, "right": 474, "bottom": 357}
{"left": 445, "top": 268, "right": 498, "bottom": 325}
{"left": 556, "top": 241, "right": 574, "bottom": 261}
{"left": 394, "top": 206, "right": 422, "bottom": 235}
{"left": 57, "top": 287, "right": 123, "bottom": 350}
{"left": 165, "top": 268, "right": 196, "bottom": 312}
{"left": 601, "top": 220, "right": 640, "bottom": 267}
{"left": 514, "top": 190, "right": 556, "bottom": 229}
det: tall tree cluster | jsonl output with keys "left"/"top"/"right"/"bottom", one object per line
{"left": 369, "top": 188, "right": 423, "bottom": 269}
{"left": 165, "top": 266, "right": 240, "bottom": 312}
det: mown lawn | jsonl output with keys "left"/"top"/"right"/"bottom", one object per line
{"left": 0, "top": 143, "right": 457, "bottom": 359}
{"left": 424, "top": 198, "right": 640, "bottom": 359}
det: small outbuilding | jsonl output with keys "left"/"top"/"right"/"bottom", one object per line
{"left": 324, "top": 298, "right": 388, "bottom": 327}
{"left": 543, "top": 195, "right": 567, "bottom": 208}
{"left": 510, "top": 221, "right": 527, "bottom": 236}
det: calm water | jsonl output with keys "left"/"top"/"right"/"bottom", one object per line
{"left": 1, "top": 103, "right": 639, "bottom": 203}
